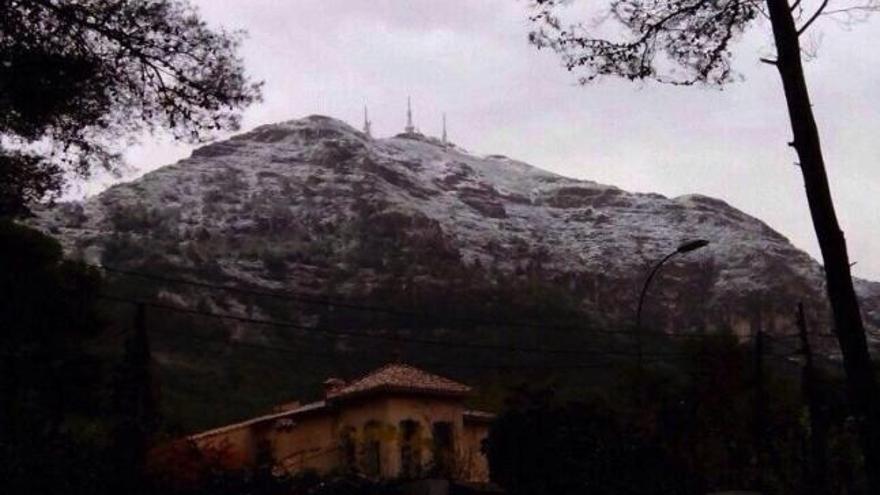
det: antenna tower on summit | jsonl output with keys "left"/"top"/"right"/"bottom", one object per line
{"left": 363, "top": 106, "right": 372, "bottom": 138}
{"left": 405, "top": 96, "right": 416, "bottom": 134}
{"left": 442, "top": 113, "right": 447, "bottom": 145}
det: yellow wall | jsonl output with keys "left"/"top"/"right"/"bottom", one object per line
{"left": 190, "top": 394, "right": 491, "bottom": 483}
{"left": 267, "top": 414, "right": 338, "bottom": 473}
{"left": 334, "top": 395, "right": 466, "bottom": 479}
{"left": 461, "top": 422, "right": 491, "bottom": 483}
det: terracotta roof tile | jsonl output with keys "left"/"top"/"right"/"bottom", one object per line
{"left": 189, "top": 400, "right": 326, "bottom": 441}
{"left": 328, "top": 363, "right": 471, "bottom": 400}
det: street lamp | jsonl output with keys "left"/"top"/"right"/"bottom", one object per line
{"left": 635, "top": 239, "right": 710, "bottom": 370}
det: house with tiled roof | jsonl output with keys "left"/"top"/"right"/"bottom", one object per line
{"left": 186, "top": 363, "right": 495, "bottom": 483}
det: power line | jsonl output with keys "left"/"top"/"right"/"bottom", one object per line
{"left": 95, "top": 264, "right": 627, "bottom": 335}
{"left": 99, "top": 294, "right": 618, "bottom": 357}
{"left": 94, "top": 263, "right": 804, "bottom": 341}
{"left": 99, "top": 293, "right": 799, "bottom": 362}
{"left": 108, "top": 302, "right": 755, "bottom": 373}
{"left": 150, "top": 330, "right": 631, "bottom": 372}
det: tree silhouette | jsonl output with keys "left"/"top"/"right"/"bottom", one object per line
{"left": 0, "top": 221, "right": 108, "bottom": 494}
{"left": 0, "top": 0, "right": 262, "bottom": 215}
{"left": 528, "top": 0, "right": 880, "bottom": 490}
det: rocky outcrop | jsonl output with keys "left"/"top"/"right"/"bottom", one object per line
{"left": 35, "top": 115, "right": 880, "bottom": 343}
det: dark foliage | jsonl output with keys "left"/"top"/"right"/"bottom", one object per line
{"left": 487, "top": 387, "right": 690, "bottom": 495}
{"left": 0, "top": 222, "right": 166, "bottom": 495}
{"left": 0, "top": 221, "right": 109, "bottom": 494}
{"left": 0, "top": 0, "right": 261, "bottom": 214}
{"left": 529, "top": 0, "right": 758, "bottom": 85}
{"left": 147, "top": 439, "right": 402, "bottom": 495}
{"left": 0, "top": 151, "right": 63, "bottom": 216}
{"left": 485, "top": 337, "right": 868, "bottom": 495}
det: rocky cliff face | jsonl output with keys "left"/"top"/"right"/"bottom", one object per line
{"left": 37, "top": 115, "right": 880, "bottom": 341}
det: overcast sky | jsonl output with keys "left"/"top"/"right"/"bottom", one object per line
{"left": 81, "top": 0, "right": 880, "bottom": 280}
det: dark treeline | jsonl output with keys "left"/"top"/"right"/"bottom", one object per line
{"left": 1, "top": 220, "right": 872, "bottom": 494}
{"left": 0, "top": 220, "right": 397, "bottom": 495}
{"left": 487, "top": 342, "right": 867, "bottom": 494}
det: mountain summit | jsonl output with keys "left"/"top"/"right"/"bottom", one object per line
{"left": 39, "top": 115, "right": 880, "bottom": 339}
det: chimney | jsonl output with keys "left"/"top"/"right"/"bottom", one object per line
{"left": 324, "top": 377, "right": 346, "bottom": 397}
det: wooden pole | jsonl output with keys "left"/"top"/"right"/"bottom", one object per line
{"left": 754, "top": 326, "right": 766, "bottom": 492}
{"left": 797, "top": 302, "right": 829, "bottom": 495}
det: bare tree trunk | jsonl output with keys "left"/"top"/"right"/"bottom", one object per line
{"left": 765, "top": 0, "right": 880, "bottom": 491}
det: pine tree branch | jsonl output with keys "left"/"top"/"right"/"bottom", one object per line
{"left": 797, "top": 0, "right": 829, "bottom": 35}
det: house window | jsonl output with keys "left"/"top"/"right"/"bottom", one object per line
{"left": 432, "top": 421, "right": 454, "bottom": 478}
{"left": 362, "top": 421, "right": 382, "bottom": 477}
{"left": 339, "top": 426, "right": 357, "bottom": 471}
{"left": 399, "top": 420, "right": 422, "bottom": 478}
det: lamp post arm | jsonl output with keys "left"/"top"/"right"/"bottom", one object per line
{"left": 635, "top": 250, "right": 679, "bottom": 331}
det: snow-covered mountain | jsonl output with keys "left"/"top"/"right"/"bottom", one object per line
{"left": 38, "top": 115, "right": 880, "bottom": 340}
